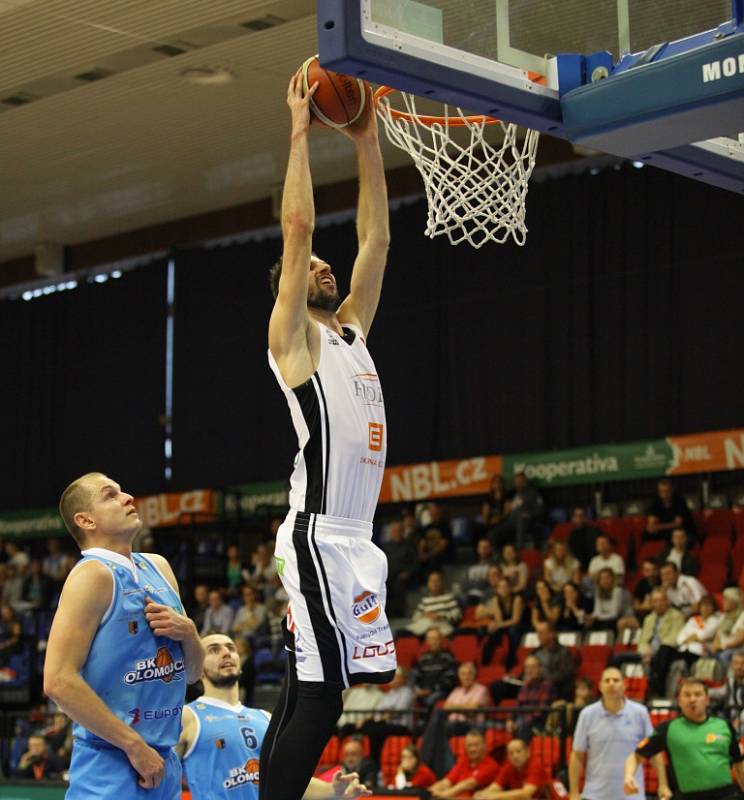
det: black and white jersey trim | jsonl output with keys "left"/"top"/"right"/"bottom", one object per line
{"left": 292, "top": 373, "right": 330, "bottom": 514}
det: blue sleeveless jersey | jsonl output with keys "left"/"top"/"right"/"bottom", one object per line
{"left": 183, "top": 697, "right": 270, "bottom": 799}
{"left": 72, "top": 549, "right": 186, "bottom": 750}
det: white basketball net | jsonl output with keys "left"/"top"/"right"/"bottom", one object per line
{"left": 376, "top": 91, "right": 540, "bottom": 248}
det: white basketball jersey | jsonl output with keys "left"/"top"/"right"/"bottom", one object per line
{"left": 268, "top": 321, "right": 387, "bottom": 522}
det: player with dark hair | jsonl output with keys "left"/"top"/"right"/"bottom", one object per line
{"left": 46, "top": 472, "right": 205, "bottom": 799}
{"left": 261, "top": 68, "right": 394, "bottom": 800}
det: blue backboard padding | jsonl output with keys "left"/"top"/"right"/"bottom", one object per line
{"left": 562, "top": 33, "right": 744, "bottom": 156}
{"left": 642, "top": 145, "right": 744, "bottom": 193}
{"left": 317, "top": 0, "right": 563, "bottom": 133}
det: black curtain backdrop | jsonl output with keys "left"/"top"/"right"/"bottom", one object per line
{"left": 2, "top": 164, "right": 743, "bottom": 510}
{"left": 171, "top": 164, "right": 743, "bottom": 491}
{"left": 0, "top": 261, "right": 168, "bottom": 509}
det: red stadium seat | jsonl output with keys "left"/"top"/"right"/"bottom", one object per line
{"left": 477, "top": 664, "right": 506, "bottom": 686}
{"left": 702, "top": 536, "right": 732, "bottom": 559}
{"left": 317, "top": 736, "right": 340, "bottom": 772}
{"left": 451, "top": 633, "right": 481, "bottom": 665}
{"left": 649, "top": 708, "right": 677, "bottom": 727}
{"left": 578, "top": 645, "right": 612, "bottom": 683}
{"left": 550, "top": 522, "right": 573, "bottom": 542}
{"left": 394, "top": 637, "right": 420, "bottom": 669}
{"left": 380, "top": 735, "right": 412, "bottom": 787}
{"left": 625, "top": 676, "right": 648, "bottom": 701}
{"left": 700, "top": 564, "right": 727, "bottom": 593}
{"left": 521, "top": 549, "right": 543, "bottom": 576}
{"left": 702, "top": 509, "right": 734, "bottom": 538}
{"left": 636, "top": 540, "right": 666, "bottom": 563}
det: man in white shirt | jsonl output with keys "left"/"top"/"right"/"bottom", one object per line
{"left": 587, "top": 535, "right": 625, "bottom": 581}
{"left": 660, "top": 562, "right": 705, "bottom": 617}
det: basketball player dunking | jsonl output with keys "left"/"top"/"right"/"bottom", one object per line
{"left": 44, "top": 472, "right": 205, "bottom": 799}
{"left": 177, "top": 633, "right": 371, "bottom": 799}
{"left": 260, "top": 71, "right": 396, "bottom": 800}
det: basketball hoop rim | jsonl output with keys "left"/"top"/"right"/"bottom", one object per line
{"left": 373, "top": 85, "right": 501, "bottom": 127}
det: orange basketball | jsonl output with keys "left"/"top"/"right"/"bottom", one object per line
{"left": 155, "top": 646, "right": 174, "bottom": 682}
{"left": 301, "top": 55, "right": 367, "bottom": 129}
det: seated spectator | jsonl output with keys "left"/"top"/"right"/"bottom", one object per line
{"left": 429, "top": 729, "right": 500, "bottom": 799}
{"left": 567, "top": 507, "right": 602, "bottom": 573}
{"left": 200, "top": 589, "right": 234, "bottom": 635}
{"left": 489, "top": 472, "right": 544, "bottom": 551}
{"left": 1, "top": 564, "right": 24, "bottom": 608}
{"left": 633, "top": 559, "right": 660, "bottom": 620}
{"left": 225, "top": 544, "right": 248, "bottom": 598}
{"left": 547, "top": 676, "right": 595, "bottom": 736}
{"left": 190, "top": 584, "right": 210, "bottom": 633}
{"left": 530, "top": 579, "right": 560, "bottom": 629}
{"left": 643, "top": 478, "right": 696, "bottom": 543}
{"left": 443, "top": 661, "right": 491, "bottom": 735}
{"left": 658, "top": 528, "right": 699, "bottom": 576}
{"left": 480, "top": 476, "right": 511, "bottom": 540}
{"left": 41, "top": 538, "right": 73, "bottom": 595}
{"left": 337, "top": 683, "right": 383, "bottom": 737}
{"left": 711, "top": 588, "right": 744, "bottom": 667}
{"left": 676, "top": 594, "right": 720, "bottom": 669}
{"left": 556, "top": 582, "right": 589, "bottom": 633}
{"left": 709, "top": 650, "right": 744, "bottom": 725}
{"left": 18, "top": 559, "right": 50, "bottom": 612}
{"left": 587, "top": 535, "right": 625, "bottom": 582}
{"left": 11, "top": 735, "right": 64, "bottom": 780}
{"left": 417, "top": 502, "right": 454, "bottom": 569}
{"left": 586, "top": 568, "right": 624, "bottom": 631}
{"left": 395, "top": 745, "right": 437, "bottom": 790}
{"left": 384, "top": 519, "right": 417, "bottom": 617}
{"left": 413, "top": 627, "right": 458, "bottom": 709}
{"left": 4, "top": 541, "right": 30, "bottom": 571}
{"left": 0, "top": 603, "right": 23, "bottom": 668}
{"left": 508, "top": 655, "right": 555, "bottom": 742}
{"left": 231, "top": 585, "right": 267, "bottom": 640}
{"left": 248, "top": 543, "right": 276, "bottom": 593}
{"left": 638, "top": 588, "right": 685, "bottom": 698}
{"left": 363, "top": 666, "right": 416, "bottom": 762}
{"left": 474, "top": 738, "right": 543, "bottom": 800}
{"left": 405, "top": 571, "right": 462, "bottom": 638}
{"left": 500, "top": 544, "right": 529, "bottom": 595}
{"left": 660, "top": 561, "right": 705, "bottom": 617}
{"left": 479, "top": 577, "right": 527, "bottom": 667}
{"left": 543, "top": 539, "right": 580, "bottom": 593}
{"left": 320, "top": 737, "right": 377, "bottom": 790}
{"left": 462, "top": 540, "right": 498, "bottom": 605}
{"left": 41, "top": 712, "right": 72, "bottom": 765}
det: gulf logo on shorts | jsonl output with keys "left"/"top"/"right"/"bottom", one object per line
{"left": 352, "top": 591, "right": 381, "bottom": 624}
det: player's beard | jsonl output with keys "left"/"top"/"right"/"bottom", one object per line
{"left": 205, "top": 669, "right": 240, "bottom": 688}
{"left": 308, "top": 285, "right": 341, "bottom": 312}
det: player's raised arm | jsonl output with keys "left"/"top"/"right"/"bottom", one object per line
{"left": 269, "top": 70, "right": 319, "bottom": 363}
{"left": 338, "top": 86, "right": 390, "bottom": 338}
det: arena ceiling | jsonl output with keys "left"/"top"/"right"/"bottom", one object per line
{"left": 0, "top": 0, "right": 732, "bottom": 269}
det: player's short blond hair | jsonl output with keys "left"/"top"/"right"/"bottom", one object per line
{"left": 58, "top": 472, "right": 107, "bottom": 547}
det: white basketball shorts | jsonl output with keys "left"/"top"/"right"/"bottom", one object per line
{"left": 274, "top": 509, "right": 397, "bottom": 687}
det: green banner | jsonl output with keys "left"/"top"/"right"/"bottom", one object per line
{"left": 0, "top": 507, "right": 64, "bottom": 539}
{"left": 502, "top": 440, "right": 674, "bottom": 487}
{"left": 0, "top": 782, "right": 66, "bottom": 799}
{"left": 220, "top": 481, "right": 288, "bottom": 515}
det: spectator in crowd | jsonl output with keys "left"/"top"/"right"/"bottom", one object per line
{"left": 405, "top": 571, "right": 462, "bottom": 637}
{"left": 547, "top": 676, "right": 595, "bottom": 736}
{"left": 675, "top": 594, "right": 721, "bottom": 669}
{"left": 383, "top": 519, "right": 417, "bottom": 616}
{"left": 660, "top": 561, "right": 705, "bottom": 617}
{"left": 11, "top": 734, "right": 64, "bottom": 780}
{"left": 225, "top": 544, "right": 248, "bottom": 598}
{"left": 543, "top": 539, "right": 581, "bottom": 593}
{"left": 489, "top": 472, "right": 544, "bottom": 551}
{"left": 249, "top": 543, "right": 276, "bottom": 592}
{"left": 337, "top": 683, "right": 383, "bottom": 737}
{"left": 417, "top": 526, "right": 449, "bottom": 579}
{"left": 531, "top": 579, "right": 560, "bottom": 629}
{"left": 4, "top": 541, "right": 30, "bottom": 571}
{"left": 41, "top": 711, "right": 73, "bottom": 764}
{"left": 587, "top": 535, "right": 625, "bottom": 582}
{"left": 556, "top": 582, "right": 589, "bottom": 633}
{"left": 586, "top": 568, "right": 624, "bottom": 632}
{"left": 710, "top": 650, "right": 744, "bottom": 725}
{"left": 658, "top": 528, "right": 699, "bottom": 577}
{"left": 567, "top": 507, "right": 602, "bottom": 573}
{"left": 633, "top": 559, "right": 661, "bottom": 620}
{"left": 533, "top": 621, "right": 576, "bottom": 701}
{"left": 190, "top": 584, "right": 210, "bottom": 633}
{"left": 479, "top": 577, "right": 527, "bottom": 667}
{"left": 394, "top": 745, "right": 437, "bottom": 790}
{"left": 19, "top": 559, "right": 50, "bottom": 612}
{"left": 443, "top": 661, "right": 491, "bottom": 734}
{"left": 638, "top": 588, "right": 686, "bottom": 698}
{"left": 41, "top": 538, "right": 72, "bottom": 595}
{"left": 480, "top": 475, "right": 511, "bottom": 540}
{"left": 231, "top": 584, "right": 267, "bottom": 641}
{"left": 462, "top": 539, "right": 498, "bottom": 605}
{"left": 570, "top": 667, "right": 659, "bottom": 800}
{"left": 418, "top": 502, "right": 454, "bottom": 562}
{"left": 200, "top": 589, "right": 234, "bottom": 635}
{"left": 509, "top": 655, "right": 555, "bottom": 742}
{"left": 643, "top": 478, "right": 696, "bottom": 543}
{"left": 324, "top": 738, "right": 378, "bottom": 791}
{"left": 429, "top": 729, "right": 500, "bottom": 799}
{"left": 363, "top": 666, "right": 416, "bottom": 762}
{"left": 712, "top": 588, "right": 744, "bottom": 667}
{"left": 474, "top": 738, "right": 543, "bottom": 800}
{"left": 500, "top": 544, "right": 528, "bottom": 595}
{"left": 1, "top": 563, "right": 24, "bottom": 608}
{"left": 402, "top": 508, "right": 418, "bottom": 539}
{"left": 413, "top": 627, "right": 458, "bottom": 709}
{"left": 0, "top": 603, "right": 23, "bottom": 668}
